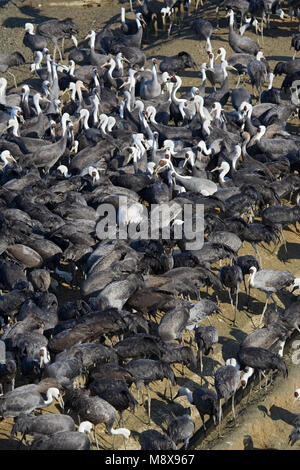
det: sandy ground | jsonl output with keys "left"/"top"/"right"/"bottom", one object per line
{"left": 0, "top": 0, "right": 299, "bottom": 451}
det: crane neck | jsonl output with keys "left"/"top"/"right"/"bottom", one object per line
{"left": 107, "top": 59, "right": 116, "bottom": 79}
{"left": 219, "top": 162, "right": 231, "bottom": 182}
{"left": 33, "top": 93, "right": 42, "bottom": 115}
{"left": 171, "top": 77, "right": 184, "bottom": 106}
{"left": 81, "top": 109, "right": 90, "bottom": 129}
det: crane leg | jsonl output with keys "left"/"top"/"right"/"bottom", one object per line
{"left": 218, "top": 400, "right": 224, "bottom": 437}
{"left": 146, "top": 385, "right": 151, "bottom": 423}
{"left": 232, "top": 393, "right": 236, "bottom": 422}
{"left": 201, "top": 414, "right": 207, "bottom": 432}
{"left": 280, "top": 227, "right": 287, "bottom": 253}
{"left": 6, "top": 71, "right": 18, "bottom": 90}
{"left": 259, "top": 292, "right": 272, "bottom": 326}
{"left": 94, "top": 428, "right": 100, "bottom": 449}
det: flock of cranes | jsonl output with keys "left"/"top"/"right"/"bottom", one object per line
{"left": 0, "top": 0, "right": 299, "bottom": 451}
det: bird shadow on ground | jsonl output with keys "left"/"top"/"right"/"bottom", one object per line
{"left": 2, "top": 5, "right": 53, "bottom": 28}
{"left": 200, "top": 356, "right": 221, "bottom": 378}
{"left": 277, "top": 242, "right": 300, "bottom": 262}
{"left": 175, "top": 375, "right": 204, "bottom": 390}
{"left": 142, "top": 398, "right": 186, "bottom": 428}
{"left": 264, "top": 404, "right": 299, "bottom": 426}
{"left": 218, "top": 335, "right": 240, "bottom": 362}
{"left": 229, "top": 328, "right": 248, "bottom": 343}
{"left": 0, "top": 436, "right": 28, "bottom": 450}
{"left": 273, "top": 290, "right": 297, "bottom": 310}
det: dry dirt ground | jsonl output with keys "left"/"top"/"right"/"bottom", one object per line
{"left": 0, "top": 0, "right": 299, "bottom": 451}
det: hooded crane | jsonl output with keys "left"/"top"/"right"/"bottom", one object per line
{"left": 0, "top": 339, "right": 16, "bottom": 395}
{"left": 23, "top": 23, "right": 48, "bottom": 57}
{"left": 248, "top": 266, "right": 295, "bottom": 325}
{"left": 219, "top": 265, "right": 244, "bottom": 326}
{"left": 174, "top": 386, "right": 219, "bottom": 432}
{"left": 30, "top": 113, "right": 72, "bottom": 172}
{"left": 36, "top": 18, "right": 79, "bottom": 62}
{"left": 63, "top": 388, "right": 130, "bottom": 449}
{"left": 30, "top": 421, "right": 93, "bottom": 450}
{"left": 140, "top": 58, "right": 162, "bottom": 100}
{"left": 237, "top": 346, "right": 288, "bottom": 389}
{"left": 194, "top": 326, "right": 218, "bottom": 374}
{"left": 247, "top": 51, "right": 268, "bottom": 97}
{"left": 227, "top": 10, "right": 260, "bottom": 56}
{"left": 214, "top": 358, "right": 241, "bottom": 436}
{"left": 0, "top": 53, "right": 25, "bottom": 90}
{"left": 165, "top": 411, "right": 195, "bottom": 450}
{"left": 0, "top": 386, "right": 63, "bottom": 418}
{"left": 124, "top": 359, "right": 176, "bottom": 422}
{"left": 11, "top": 412, "right": 76, "bottom": 444}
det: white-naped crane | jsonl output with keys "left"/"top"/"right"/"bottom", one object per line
{"left": 248, "top": 266, "right": 295, "bottom": 325}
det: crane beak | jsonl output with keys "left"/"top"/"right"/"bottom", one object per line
{"left": 58, "top": 395, "right": 65, "bottom": 409}
{"left": 211, "top": 167, "right": 220, "bottom": 172}
{"left": 119, "top": 80, "right": 129, "bottom": 89}
{"left": 227, "top": 65, "right": 238, "bottom": 71}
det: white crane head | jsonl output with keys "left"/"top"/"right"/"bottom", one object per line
{"left": 183, "top": 150, "right": 195, "bottom": 168}
{"left": 256, "top": 51, "right": 265, "bottom": 61}
{"left": 226, "top": 358, "right": 240, "bottom": 369}
{"left": 294, "top": 388, "right": 300, "bottom": 404}
{"left": 241, "top": 367, "right": 255, "bottom": 388}
{"left": 88, "top": 166, "right": 100, "bottom": 184}
{"left": 25, "top": 22, "right": 34, "bottom": 33}
{"left": 57, "top": 164, "right": 71, "bottom": 178}
{"left": 249, "top": 266, "right": 258, "bottom": 275}
{"left": 39, "top": 346, "right": 50, "bottom": 367}
{"left": 256, "top": 125, "right": 267, "bottom": 139}
{"left": 215, "top": 47, "right": 226, "bottom": 61}
{"left": 85, "top": 29, "right": 95, "bottom": 40}
{"left": 1, "top": 150, "right": 16, "bottom": 166}
{"left": 292, "top": 278, "right": 300, "bottom": 292}
{"left": 78, "top": 421, "right": 94, "bottom": 434}
{"left": 45, "top": 387, "right": 64, "bottom": 408}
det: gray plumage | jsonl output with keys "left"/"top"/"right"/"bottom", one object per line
{"left": 114, "top": 334, "right": 168, "bottom": 361}
{"left": 214, "top": 362, "right": 240, "bottom": 429}
{"left": 247, "top": 56, "right": 268, "bottom": 94}
{"left": 0, "top": 52, "right": 25, "bottom": 73}
{"left": 30, "top": 429, "right": 90, "bottom": 450}
{"left": 165, "top": 412, "right": 195, "bottom": 449}
{"left": 240, "top": 322, "right": 289, "bottom": 354}
{"left": 231, "top": 87, "right": 251, "bottom": 110}
{"left": 0, "top": 386, "right": 62, "bottom": 418}
{"left": 158, "top": 305, "right": 190, "bottom": 341}
{"left": 186, "top": 299, "right": 221, "bottom": 331}
{"left": 228, "top": 10, "right": 260, "bottom": 55}
{"left": 281, "top": 299, "right": 300, "bottom": 332}
{"left": 192, "top": 18, "right": 213, "bottom": 50}
{"left": 214, "top": 364, "right": 241, "bottom": 403}
{"left": 237, "top": 346, "right": 288, "bottom": 378}
{"left": 289, "top": 425, "right": 300, "bottom": 446}
{"left": 139, "top": 430, "right": 177, "bottom": 450}
{"left": 175, "top": 386, "right": 219, "bottom": 430}
{"left": 195, "top": 326, "right": 218, "bottom": 371}
{"left": 55, "top": 342, "right": 118, "bottom": 368}
{"left": 11, "top": 412, "right": 76, "bottom": 438}
{"left": 249, "top": 267, "right": 295, "bottom": 294}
